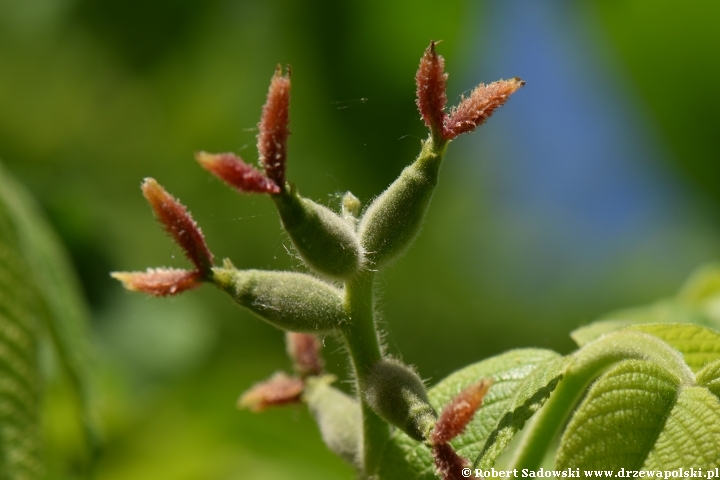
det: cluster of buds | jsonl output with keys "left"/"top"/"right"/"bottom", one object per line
{"left": 112, "top": 41, "right": 520, "bottom": 480}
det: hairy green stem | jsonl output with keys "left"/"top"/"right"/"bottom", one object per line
{"left": 338, "top": 138, "right": 448, "bottom": 476}
{"left": 341, "top": 271, "right": 389, "bottom": 477}
{"left": 508, "top": 372, "right": 586, "bottom": 469}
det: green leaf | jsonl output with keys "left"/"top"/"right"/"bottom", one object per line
{"left": 643, "top": 386, "right": 720, "bottom": 469}
{"left": 556, "top": 360, "right": 680, "bottom": 471}
{"left": 0, "top": 171, "right": 44, "bottom": 479}
{"left": 472, "top": 355, "right": 571, "bottom": 469}
{"left": 0, "top": 162, "right": 97, "bottom": 477}
{"left": 696, "top": 360, "right": 720, "bottom": 398}
{"left": 571, "top": 301, "right": 713, "bottom": 347}
{"left": 628, "top": 324, "right": 720, "bottom": 372}
{"left": 510, "top": 330, "right": 693, "bottom": 470}
{"left": 375, "top": 349, "right": 566, "bottom": 479}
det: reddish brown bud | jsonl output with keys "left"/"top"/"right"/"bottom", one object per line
{"left": 141, "top": 178, "right": 214, "bottom": 273}
{"left": 432, "top": 443, "right": 469, "bottom": 480}
{"left": 196, "top": 151, "right": 280, "bottom": 194}
{"left": 286, "top": 332, "right": 324, "bottom": 377}
{"left": 443, "top": 78, "right": 524, "bottom": 140}
{"left": 258, "top": 65, "right": 291, "bottom": 189}
{"left": 432, "top": 378, "right": 493, "bottom": 444}
{"left": 416, "top": 41, "right": 448, "bottom": 136}
{"left": 238, "top": 372, "right": 304, "bottom": 412}
{"left": 111, "top": 268, "right": 202, "bottom": 296}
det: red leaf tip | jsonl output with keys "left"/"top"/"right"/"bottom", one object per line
{"left": 443, "top": 78, "right": 524, "bottom": 140}
{"left": 258, "top": 65, "right": 291, "bottom": 189}
{"left": 141, "top": 178, "right": 214, "bottom": 273}
{"left": 432, "top": 378, "right": 493, "bottom": 444}
{"left": 416, "top": 40, "right": 448, "bottom": 136}
{"left": 286, "top": 332, "right": 324, "bottom": 377}
{"left": 111, "top": 268, "right": 202, "bottom": 296}
{"left": 432, "top": 443, "right": 469, "bottom": 480}
{"left": 196, "top": 151, "right": 280, "bottom": 194}
{"left": 238, "top": 372, "right": 304, "bottom": 412}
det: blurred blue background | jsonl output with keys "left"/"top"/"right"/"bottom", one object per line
{"left": 1, "top": 0, "right": 719, "bottom": 478}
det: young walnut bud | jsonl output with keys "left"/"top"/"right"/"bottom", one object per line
{"left": 273, "top": 187, "right": 364, "bottom": 280}
{"left": 358, "top": 138, "right": 446, "bottom": 268}
{"left": 363, "top": 359, "right": 437, "bottom": 442}
{"left": 213, "top": 267, "right": 346, "bottom": 332}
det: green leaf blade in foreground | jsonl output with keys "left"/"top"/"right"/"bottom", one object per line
{"left": 0, "top": 174, "right": 43, "bottom": 479}
{"left": 570, "top": 302, "right": 714, "bottom": 348}
{"left": 0, "top": 164, "right": 94, "bottom": 406}
{"left": 0, "top": 162, "right": 97, "bottom": 477}
{"left": 627, "top": 324, "right": 720, "bottom": 372}
{"left": 643, "top": 386, "right": 720, "bottom": 469}
{"left": 472, "top": 355, "right": 571, "bottom": 469}
{"left": 696, "top": 359, "right": 720, "bottom": 398}
{"left": 375, "top": 349, "right": 568, "bottom": 479}
{"left": 556, "top": 359, "right": 680, "bottom": 471}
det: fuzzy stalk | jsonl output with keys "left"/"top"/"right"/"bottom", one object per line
{"left": 340, "top": 270, "right": 389, "bottom": 478}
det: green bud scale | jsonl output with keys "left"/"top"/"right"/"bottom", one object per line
{"left": 304, "top": 376, "right": 362, "bottom": 468}
{"left": 363, "top": 359, "right": 437, "bottom": 442}
{"left": 358, "top": 137, "right": 447, "bottom": 268}
{"left": 213, "top": 267, "right": 345, "bottom": 332}
{"left": 274, "top": 187, "right": 364, "bottom": 280}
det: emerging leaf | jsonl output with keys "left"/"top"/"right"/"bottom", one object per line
{"left": 432, "top": 378, "right": 492, "bottom": 444}
{"left": 416, "top": 41, "right": 448, "bottom": 137}
{"left": 258, "top": 65, "right": 291, "bottom": 188}
{"left": 443, "top": 78, "right": 524, "bottom": 140}
{"left": 431, "top": 443, "right": 468, "bottom": 480}
{"left": 111, "top": 268, "right": 203, "bottom": 296}
{"left": 196, "top": 151, "right": 280, "bottom": 194}
{"left": 286, "top": 332, "right": 324, "bottom": 377}
{"left": 141, "top": 178, "right": 214, "bottom": 273}
{"left": 238, "top": 372, "right": 304, "bottom": 412}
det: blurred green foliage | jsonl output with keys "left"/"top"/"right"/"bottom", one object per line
{"left": 1, "top": 0, "right": 719, "bottom": 478}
